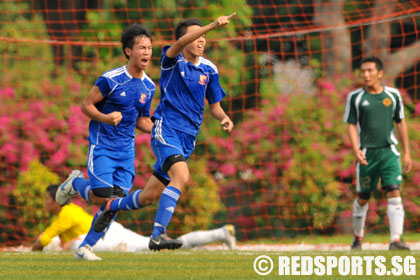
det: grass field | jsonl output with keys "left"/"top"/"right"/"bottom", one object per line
{"left": 1, "top": 248, "right": 418, "bottom": 279}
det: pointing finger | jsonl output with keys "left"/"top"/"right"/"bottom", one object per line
{"left": 226, "top": 13, "right": 236, "bottom": 19}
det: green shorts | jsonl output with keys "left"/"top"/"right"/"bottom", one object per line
{"left": 356, "top": 145, "right": 402, "bottom": 193}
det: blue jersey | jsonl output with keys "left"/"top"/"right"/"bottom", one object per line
{"left": 153, "top": 45, "right": 226, "bottom": 136}
{"left": 88, "top": 65, "right": 155, "bottom": 151}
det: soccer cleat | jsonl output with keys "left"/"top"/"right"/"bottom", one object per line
{"left": 55, "top": 170, "right": 84, "bottom": 205}
{"left": 350, "top": 236, "right": 363, "bottom": 250}
{"left": 149, "top": 234, "right": 183, "bottom": 251}
{"left": 389, "top": 240, "right": 410, "bottom": 250}
{"left": 223, "top": 224, "right": 237, "bottom": 250}
{"left": 74, "top": 245, "right": 102, "bottom": 261}
{"left": 93, "top": 198, "right": 117, "bottom": 232}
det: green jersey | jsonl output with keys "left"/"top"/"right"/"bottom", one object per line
{"left": 343, "top": 86, "right": 404, "bottom": 148}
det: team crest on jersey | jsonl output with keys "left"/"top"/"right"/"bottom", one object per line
{"left": 139, "top": 93, "right": 147, "bottom": 104}
{"left": 383, "top": 98, "right": 392, "bottom": 107}
{"left": 198, "top": 75, "right": 208, "bottom": 85}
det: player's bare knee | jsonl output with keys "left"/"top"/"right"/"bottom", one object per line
{"left": 89, "top": 194, "right": 109, "bottom": 205}
{"left": 385, "top": 187, "right": 400, "bottom": 198}
{"left": 357, "top": 192, "right": 370, "bottom": 205}
{"left": 176, "top": 172, "right": 190, "bottom": 186}
{"left": 137, "top": 187, "right": 160, "bottom": 206}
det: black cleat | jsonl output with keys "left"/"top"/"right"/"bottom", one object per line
{"left": 93, "top": 198, "right": 117, "bottom": 232}
{"left": 389, "top": 240, "right": 410, "bottom": 250}
{"left": 351, "top": 236, "right": 363, "bottom": 250}
{"left": 149, "top": 234, "right": 183, "bottom": 251}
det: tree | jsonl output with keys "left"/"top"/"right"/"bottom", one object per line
{"left": 315, "top": 0, "right": 420, "bottom": 82}
{"left": 34, "top": 0, "right": 103, "bottom": 70}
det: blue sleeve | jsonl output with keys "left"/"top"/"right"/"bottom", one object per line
{"left": 206, "top": 72, "right": 226, "bottom": 104}
{"left": 94, "top": 76, "right": 112, "bottom": 97}
{"left": 161, "top": 45, "right": 178, "bottom": 70}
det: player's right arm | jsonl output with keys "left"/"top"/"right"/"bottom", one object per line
{"left": 31, "top": 238, "right": 44, "bottom": 251}
{"left": 344, "top": 90, "right": 367, "bottom": 165}
{"left": 347, "top": 124, "right": 367, "bottom": 165}
{"left": 165, "top": 13, "right": 236, "bottom": 58}
{"left": 81, "top": 86, "right": 122, "bottom": 126}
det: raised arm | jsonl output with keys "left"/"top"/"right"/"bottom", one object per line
{"left": 165, "top": 13, "right": 236, "bottom": 58}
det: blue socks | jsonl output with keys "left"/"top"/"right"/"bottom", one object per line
{"left": 109, "top": 190, "right": 143, "bottom": 211}
{"left": 72, "top": 178, "right": 91, "bottom": 202}
{"left": 79, "top": 206, "right": 106, "bottom": 248}
{"left": 152, "top": 186, "right": 181, "bottom": 238}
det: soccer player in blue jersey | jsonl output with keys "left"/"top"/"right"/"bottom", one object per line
{"left": 93, "top": 14, "right": 235, "bottom": 251}
{"left": 344, "top": 57, "right": 412, "bottom": 251}
{"left": 55, "top": 23, "right": 155, "bottom": 260}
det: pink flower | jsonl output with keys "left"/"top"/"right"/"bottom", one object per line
{"left": 325, "top": 121, "right": 333, "bottom": 129}
{"left": 20, "top": 142, "right": 37, "bottom": 171}
{"left": 47, "top": 148, "right": 68, "bottom": 166}
{"left": 415, "top": 103, "right": 420, "bottom": 116}
{"left": 1, "top": 142, "right": 19, "bottom": 163}
{"left": 0, "top": 116, "right": 11, "bottom": 128}
{"left": 29, "top": 101, "right": 45, "bottom": 113}
{"left": 220, "top": 163, "right": 236, "bottom": 177}
{"left": 253, "top": 169, "right": 264, "bottom": 179}
{"left": 0, "top": 87, "right": 15, "bottom": 98}
{"left": 134, "top": 177, "right": 146, "bottom": 188}
{"left": 135, "top": 134, "right": 151, "bottom": 146}
{"left": 67, "top": 76, "right": 82, "bottom": 94}
{"left": 340, "top": 210, "right": 352, "bottom": 219}
{"left": 411, "top": 173, "right": 420, "bottom": 185}
{"left": 319, "top": 81, "right": 335, "bottom": 92}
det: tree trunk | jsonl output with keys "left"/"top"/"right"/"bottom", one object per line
{"left": 34, "top": 0, "right": 102, "bottom": 70}
{"left": 363, "top": 0, "right": 394, "bottom": 64}
{"left": 314, "top": 0, "right": 351, "bottom": 76}
{"left": 363, "top": 0, "right": 420, "bottom": 82}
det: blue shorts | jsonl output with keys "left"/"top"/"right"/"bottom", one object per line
{"left": 151, "top": 119, "right": 196, "bottom": 180}
{"left": 87, "top": 144, "right": 135, "bottom": 195}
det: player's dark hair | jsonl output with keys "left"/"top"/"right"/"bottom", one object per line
{"left": 121, "top": 23, "right": 152, "bottom": 59}
{"left": 46, "top": 184, "right": 59, "bottom": 200}
{"left": 361, "top": 56, "right": 384, "bottom": 71}
{"left": 175, "top": 18, "right": 203, "bottom": 40}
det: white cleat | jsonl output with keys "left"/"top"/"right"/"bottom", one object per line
{"left": 223, "top": 224, "right": 237, "bottom": 250}
{"left": 55, "top": 170, "right": 84, "bottom": 205}
{"left": 74, "top": 245, "right": 102, "bottom": 261}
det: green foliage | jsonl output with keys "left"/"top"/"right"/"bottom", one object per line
{"left": 0, "top": 2, "right": 54, "bottom": 98}
{"left": 14, "top": 160, "right": 60, "bottom": 237}
{"left": 173, "top": 159, "right": 225, "bottom": 232}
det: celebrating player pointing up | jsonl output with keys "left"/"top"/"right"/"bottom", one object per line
{"left": 93, "top": 14, "right": 235, "bottom": 250}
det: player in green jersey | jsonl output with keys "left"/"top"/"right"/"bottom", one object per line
{"left": 343, "top": 56, "right": 412, "bottom": 250}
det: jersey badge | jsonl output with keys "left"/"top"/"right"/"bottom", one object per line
{"left": 198, "top": 75, "right": 208, "bottom": 85}
{"left": 383, "top": 98, "right": 392, "bottom": 107}
{"left": 139, "top": 93, "right": 147, "bottom": 104}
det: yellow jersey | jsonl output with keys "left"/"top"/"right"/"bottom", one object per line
{"left": 39, "top": 203, "right": 93, "bottom": 246}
